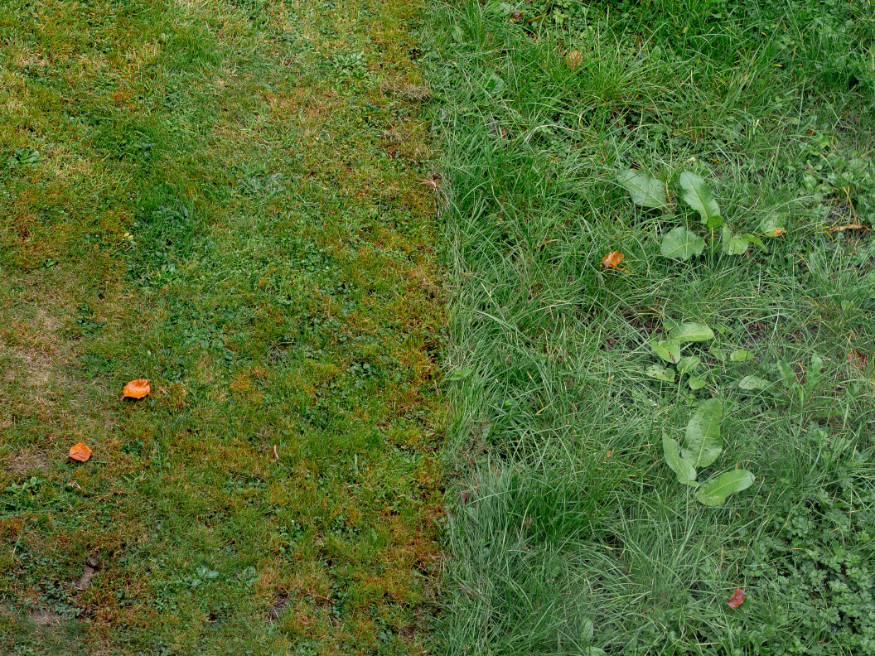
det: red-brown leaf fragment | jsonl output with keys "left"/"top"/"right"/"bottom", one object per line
{"left": 727, "top": 587, "right": 746, "bottom": 609}
{"left": 848, "top": 350, "right": 867, "bottom": 370}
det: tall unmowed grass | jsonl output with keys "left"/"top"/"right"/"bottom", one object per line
{"left": 424, "top": 1, "right": 874, "bottom": 654}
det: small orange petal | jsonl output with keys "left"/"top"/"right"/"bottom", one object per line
{"left": 601, "top": 250, "right": 626, "bottom": 269}
{"left": 122, "top": 379, "right": 151, "bottom": 399}
{"left": 565, "top": 49, "right": 583, "bottom": 70}
{"left": 69, "top": 442, "right": 92, "bottom": 462}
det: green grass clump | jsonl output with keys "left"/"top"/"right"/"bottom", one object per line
{"left": 424, "top": 0, "right": 873, "bottom": 653}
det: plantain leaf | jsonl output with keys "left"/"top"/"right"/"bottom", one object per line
{"left": 679, "top": 172, "right": 721, "bottom": 225}
{"left": 738, "top": 375, "right": 772, "bottom": 391}
{"left": 681, "top": 398, "right": 723, "bottom": 468}
{"left": 695, "top": 470, "right": 755, "bottom": 506}
{"left": 670, "top": 322, "right": 714, "bottom": 343}
{"left": 730, "top": 349, "right": 754, "bottom": 362}
{"left": 663, "top": 435, "right": 698, "bottom": 486}
{"left": 646, "top": 364, "right": 675, "bottom": 382}
{"left": 777, "top": 359, "right": 795, "bottom": 386}
{"left": 709, "top": 345, "right": 727, "bottom": 362}
{"left": 660, "top": 227, "right": 705, "bottom": 261}
{"left": 617, "top": 169, "right": 666, "bottom": 209}
{"left": 688, "top": 375, "right": 707, "bottom": 390}
{"left": 759, "top": 214, "right": 786, "bottom": 237}
{"left": 677, "top": 355, "right": 701, "bottom": 374}
{"left": 652, "top": 339, "right": 682, "bottom": 363}
{"left": 721, "top": 226, "right": 750, "bottom": 255}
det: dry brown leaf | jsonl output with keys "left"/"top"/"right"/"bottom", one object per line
{"left": 68, "top": 442, "right": 92, "bottom": 462}
{"left": 830, "top": 223, "right": 870, "bottom": 233}
{"left": 727, "top": 587, "right": 746, "bottom": 609}
{"left": 601, "top": 250, "right": 626, "bottom": 269}
{"left": 848, "top": 350, "right": 867, "bottom": 370}
{"left": 122, "top": 379, "right": 150, "bottom": 399}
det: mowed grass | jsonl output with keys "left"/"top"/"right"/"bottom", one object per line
{"left": 424, "top": 1, "right": 873, "bottom": 654}
{"left": 0, "top": 1, "right": 443, "bottom": 654}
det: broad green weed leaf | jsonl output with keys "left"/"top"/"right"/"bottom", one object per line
{"left": 777, "top": 360, "right": 795, "bottom": 386}
{"left": 730, "top": 349, "right": 754, "bottom": 362}
{"left": 663, "top": 435, "right": 697, "bottom": 486}
{"left": 617, "top": 169, "right": 666, "bottom": 209}
{"left": 709, "top": 345, "right": 727, "bottom": 362}
{"left": 759, "top": 214, "right": 786, "bottom": 237}
{"left": 486, "top": 73, "right": 505, "bottom": 96}
{"left": 738, "top": 375, "right": 771, "bottom": 391}
{"left": 744, "top": 233, "right": 765, "bottom": 248}
{"left": 688, "top": 375, "right": 707, "bottom": 390}
{"left": 661, "top": 227, "right": 705, "bottom": 261}
{"left": 677, "top": 355, "right": 701, "bottom": 374}
{"left": 682, "top": 398, "right": 723, "bottom": 468}
{"left": 671, "top": 322, "right": 714, "bottom": 343}
{"left": 652, "top": 339, "right": 681, "bottom": 363}
{"left": 646, "top": 364, "right": 675, "bottom": 382}
{"left": 721, "top": 226, "right": 749, "bottom": 255}
{"left": 695, "top": 470, "right": 755, "bottom": 506}
{"left": 679, "top": 172, "right": 720, "bottom": 224}
{"left": 580, "top": 618, "right": 594, "bottom": 643}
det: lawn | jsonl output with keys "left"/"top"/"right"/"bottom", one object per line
{"left": 424, "top": 1, "right": 873, "bottom": 654}
{"left": 3, "top": 1, "right": 874, "bottom": 655}
{"left": 0, "top": 1, "right": 443, "bottom": 654}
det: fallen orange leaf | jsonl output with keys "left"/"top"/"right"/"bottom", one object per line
{"left": 727, "top": 588, "right": 746, "bottom": 609}
{"left": 69, "top": 442, "right": 92, "bottom": 462}
{"left": 601, "top": 250, "right": 626, "bottom": 269}
{"left": 848, "top": 350, "right": 867, "bottom": 370}
{"left": 122, "top": 379, "right": 150, "bottom": 399}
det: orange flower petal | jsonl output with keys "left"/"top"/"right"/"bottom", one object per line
{"left": 565, "top": 49, "right": 583, "bottom": 70}
{"left": 69, "top": 442, "right": 92, "bottom": 462}
{"left": 601, "top": 250, "right": 626, "bottom": 269}
{"left": 122, "top": 379, "right": 151, "bottom": 399}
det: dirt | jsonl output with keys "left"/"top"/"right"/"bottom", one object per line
{"left": 3, "top": 449, "right": 49, "bottom": 474}
{"left": 29, "top": 608, "right": 63, "bottom": 627}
